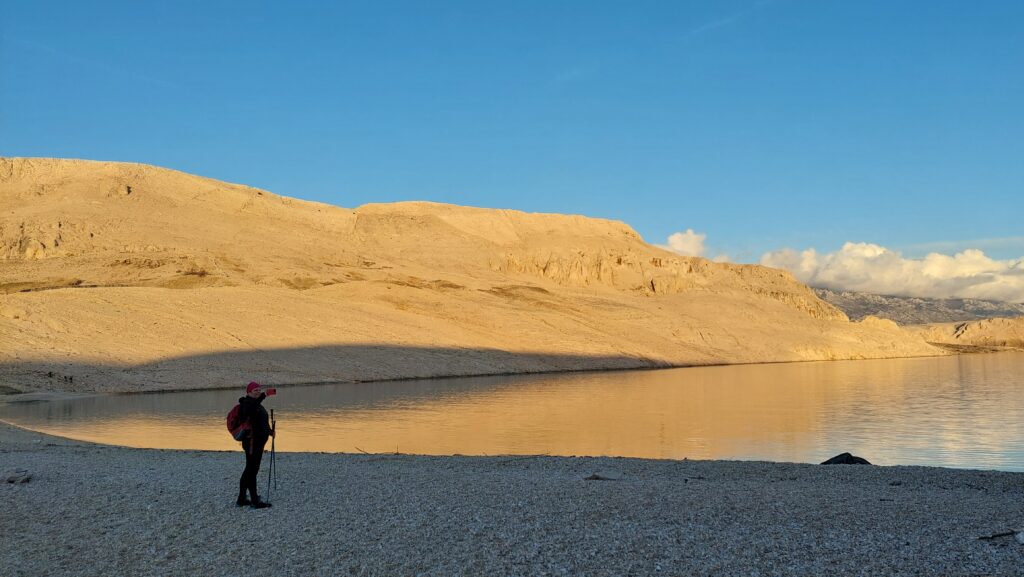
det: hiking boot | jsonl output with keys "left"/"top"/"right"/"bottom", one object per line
{"left": 250, "top": 498, "right": 272, "bottom": 509}
{"left": 236, "top": 496, "right": 251, "bottom": 507}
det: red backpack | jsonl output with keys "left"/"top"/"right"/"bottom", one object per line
{"left": 226, "top": 404, "right": 250, "bottom": 441}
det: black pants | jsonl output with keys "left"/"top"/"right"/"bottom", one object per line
{"left": 239, "top": 436, "right": 268, "bottom": 500}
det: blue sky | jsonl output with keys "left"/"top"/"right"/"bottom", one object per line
{"left": 2, "top": 1, "right": 1022, "bottom": 268}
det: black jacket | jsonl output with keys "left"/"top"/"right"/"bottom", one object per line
{"left": 237, "top": 393, "right": 272, "bottom": 442}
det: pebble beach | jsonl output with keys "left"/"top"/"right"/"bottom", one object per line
{"left": 2, "top": 421, "right": 1023, "bottom": 576}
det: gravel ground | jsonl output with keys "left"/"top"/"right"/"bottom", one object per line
{"left": 2, "top": 422, "right": 1023, "bottom": 577}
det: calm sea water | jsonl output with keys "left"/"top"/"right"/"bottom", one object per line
{"left": 2, "top": 352, "right": 1023, "bottom": 470}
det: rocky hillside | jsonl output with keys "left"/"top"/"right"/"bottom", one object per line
{"left": 910, "top": 317, "right": 1024, "bottom": 351}
{"left": 0, "top": 159, "right": 838, "bottom": 319}
{"left": 814, "top": 288, "right": 1024, "bottom": 325}
{"left": 0, "top": 158, "right": 942, "bottom": 393}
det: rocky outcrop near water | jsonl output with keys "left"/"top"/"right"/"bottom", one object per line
{"left": 912, "top": 317, "right": 1024, "bottom": 351}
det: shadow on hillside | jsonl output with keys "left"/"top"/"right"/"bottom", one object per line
{"left": 0, "top": 344, "right": 670, "bottom": 394}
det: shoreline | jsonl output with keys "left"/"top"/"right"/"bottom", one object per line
{"left": 2, "top": 345, "right": 1002, "bottom": 397}
{"left": 3, "top": 422, "right": 1024, "bottom": 576}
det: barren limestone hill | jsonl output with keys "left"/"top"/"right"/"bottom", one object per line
{"left": 0, "top": 158, "right": 942, "bottom": 392}
{"left": 0, "top": 158, "right": 838, "bottom": 319}
{"left": 910, "top": 317, "right": 1024, "bottom": 352}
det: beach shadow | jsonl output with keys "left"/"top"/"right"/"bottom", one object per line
{"left": 0, "top": 343, "right": 669, "bottom": 394}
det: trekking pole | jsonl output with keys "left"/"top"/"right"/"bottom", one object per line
{"left": 271, "top": 409, "right": 277, "bottom": 491}
{"left": 266, "top": 409, "right": 276, "bottom": 500}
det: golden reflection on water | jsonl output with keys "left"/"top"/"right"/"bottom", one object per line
{"left": 3, "top": 352, "right": 1023, "bottom": 470}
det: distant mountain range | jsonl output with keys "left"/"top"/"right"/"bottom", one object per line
{"left": 813, "top": 288, "right": 1024, "bottom": 325}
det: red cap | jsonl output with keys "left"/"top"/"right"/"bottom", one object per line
{"left": 246, "top": 381, "right": 262, "bottom": 393}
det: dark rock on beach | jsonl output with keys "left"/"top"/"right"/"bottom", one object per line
{"left": 821, "top": 452, "right": 872, "bottom": 465}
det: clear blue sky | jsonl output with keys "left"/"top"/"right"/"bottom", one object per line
{"left": 2, "top": 1, "right": 1022, "bottom": 262}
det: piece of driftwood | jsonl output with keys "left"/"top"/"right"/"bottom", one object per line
{"left": 977, "top": 530, "right": 1018, "bottom": 541}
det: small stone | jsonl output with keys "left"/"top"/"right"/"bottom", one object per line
{"left": 4, "top": 469, "right": 32, "bottom": 483}
{"left": 584, "top": 471, "right": 623, "bottom": 481}
{"left": 1016, "top": 532, "right": 1024, "bottom": 545}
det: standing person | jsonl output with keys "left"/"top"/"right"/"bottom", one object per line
{"left": 237, "top": 381, "right": 274, "bottom": 509}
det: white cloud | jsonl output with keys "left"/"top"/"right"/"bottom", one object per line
{"left": 661, "top": 229, "right": 707, "bottom": 257}
{"left": 761, "top": 242, "right": 1024, "bottom": 303}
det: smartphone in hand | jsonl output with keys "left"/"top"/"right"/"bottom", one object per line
{"left": 266, "top": 388, "right": 277, "bottom": 396}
